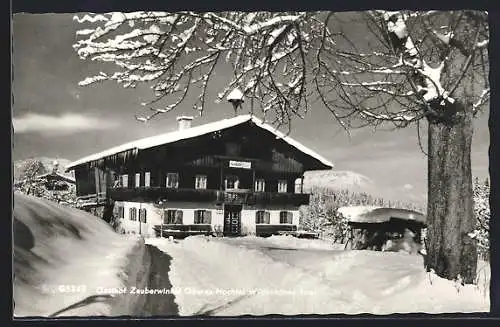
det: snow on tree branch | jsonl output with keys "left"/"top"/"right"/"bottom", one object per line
{"left": 310, "top": 10, "right": 488, "bottom": 128}
{"left": 73, "top": 10, "right": 488, "bottom": 129}
{"left": 473, "top": 88, "right": 490, "bottom": 113}
{"left": 73, "top": 11, "right": 322, "bottom": 125}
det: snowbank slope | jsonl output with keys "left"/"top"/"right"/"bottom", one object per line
{"left": 13, "top": 193, "right": 142, "bottom": 317}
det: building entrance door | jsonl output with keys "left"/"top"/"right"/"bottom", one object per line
{"left": 223, "top": 205, "right": 242, "bottom": 236}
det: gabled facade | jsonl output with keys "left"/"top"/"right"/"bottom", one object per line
{"left": 66, "top": 115, "right": 334, "bottom": 237}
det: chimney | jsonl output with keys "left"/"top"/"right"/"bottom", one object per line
{"left": 176, "top": 116, "right": 194, "bottom": 131}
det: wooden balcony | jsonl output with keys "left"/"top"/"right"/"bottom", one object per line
{"left": 107, "top": 187, "right": 310, "bottom": 206}
{"left": 219, "top": 189, "right": 310, "bottom": 206}
{"left": 108, "top": 187, "right": 218, "bottom": 203}
{"left": 75, "top": 192, "right": 107, "bottom": 208}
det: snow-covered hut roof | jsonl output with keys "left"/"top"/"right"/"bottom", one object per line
{"left": 13, "top": 172, "right": 76, "bottom": 187}
{"left": 66, "top": 114, "right": 334, "bottom": 170}
{"left": 36, "top": 172, "right": 76, "bottom": 184}
{"left": 337, "top": 206, "right": 426, "bottom": 225}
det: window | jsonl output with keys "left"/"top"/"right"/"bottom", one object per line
{"left": 164, "top": 210, "right": 183, "bottom": 224}
{"left": 194, "top": 210, "right": 212, "bottom": 224}
{"left": 166, "top": 173, "right": 179, "bottom": 188}
{"left": 278, "top": 180, "right": 288, "bottom": 193}
{"left": 135, "top": 173, "right": 141, "bottom": 187}
{"left": 255, "top": 179, "right": 265, "bottom": 192}
{"left": 145, "top": 172, "right": 151, "bottom": 188}
{"left": 294, "top": 178, "right": 303, "bottom": 193}
{"left": 279, "top": 211, "right": 293, "bottom": 224}
{"left": 139, "top": 208, "right": 147, "bottom": 223}
{"left": 116, "top": 206, "right": 124, "bottom": 219}
{"left": 129, "top": 207, "right": 137, "bottom": 221}
{"left": 122, "top": 174, "right": 128, "bottom": 188}
{"left": 225, "top": 175, "right": 239, "bottom": 190}
{"left": 195, "top": 175, "right": 207, "bottom": 190}
{"left": 255, "top": 211, "right": 270, "bottom": 224}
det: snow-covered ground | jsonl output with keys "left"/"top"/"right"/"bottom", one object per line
{"left": 13, "top": 192, "right": 143, "bottom": 317}
{"left": 146, "top": 235, "right": 490, "bottom": 316}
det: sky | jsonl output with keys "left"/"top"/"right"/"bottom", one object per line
{"left": 11, "top": 13, "right": 490, "bottom": 204}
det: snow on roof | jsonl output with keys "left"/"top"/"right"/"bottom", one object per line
{"left": 66, "top": 114, "right": 334, "bottom": 170}
{"left": 15, "top": 172, "right": 76, "bottom": 186}
{"left": 36, "top": 172, "right": 76, "bottom": 183}
{"left": 337, "top": 206, "right": 426, "bottom": 224}
{"left": 227, "top": 88, "right": 244, "bottom": 102}
{"left": 337, "top": 206, "right": 382, "bottom": 221}
{"left": 176, "top": 115, "right": 194, "bottom": 121}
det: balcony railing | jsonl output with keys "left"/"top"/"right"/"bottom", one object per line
{"left": 107, "top": 187, "right": 310, "bottom": 206}
{"left": 108, "top": 187, "right": 218, "bottom": 202}
{"left": 75, "top": 192, "right": 107, "bottom": 207}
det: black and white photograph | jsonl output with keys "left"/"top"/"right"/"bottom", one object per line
{"left": 12, "top": 8, "right": 492, "bottom": 317}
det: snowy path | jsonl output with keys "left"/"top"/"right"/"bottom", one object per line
{"left": 138, "top": 245, "right": 178, "bottom": 316}
{"left": 146, "top": 236, "right": 489, "bottom": 316}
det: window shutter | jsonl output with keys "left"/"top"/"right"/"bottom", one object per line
{"left": 163, "top": 210, "right": 169, "bottom": 224}
{"left": 175, "top": 210, "right": 183, "bottom": 224}
{"left": 204, "top": 211, "right": 212, "bottom": 224}
{"left": 142, "top": 209, "right": 147, "bottom": 223}
{"left": 287, "top": 211, "right": 293, "bottom": 224}
{"left": 129, "top": 208, "right": 133, "bottom": 220}
{"left": 255, "top": 211, "right": 260, "bottom": 224}
{"left": 265, "top": 211, "right": 271, "bottom": 224}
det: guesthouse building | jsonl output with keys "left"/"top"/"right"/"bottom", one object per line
{"left": 65, "top": 114, "right": 333, "bottom": 237}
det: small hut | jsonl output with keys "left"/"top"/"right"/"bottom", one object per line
{"left": 35, "top": 161, "right": 76, "bottom": 191}
{"left": 338, "top": 206, "right": 426, "bottom": 252}
{"left": 14, "top": 160, "right": 76, "bottom": 193}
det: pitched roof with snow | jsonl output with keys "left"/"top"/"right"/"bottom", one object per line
{"left": 337, "top": 206, "right": 426, "bottom": 225}
{"left": 14, "top": 172, "right": 76, "bottom": 187}
{"left": 66, "top": 114, "right": 334, "bottom": 171}
{"left": 36, "top": 172, "right": 76, "bottom": 183}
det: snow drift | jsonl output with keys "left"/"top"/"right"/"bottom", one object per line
{"left": 147, "top": 235, "right": 489, "bottom": 316}
{"left": 13, "top": 192, "right": 143, "bottom": 317}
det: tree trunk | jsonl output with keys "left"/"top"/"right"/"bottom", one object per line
{"left": 426, "top": 101, "right": 477, "bottom": 284}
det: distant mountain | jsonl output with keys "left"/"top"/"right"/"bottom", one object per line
{"left": 303, "top": 170, "right": 374, "bottom": 192}
{"left": 13, "top": 157, "right": 74, "bottom": 181}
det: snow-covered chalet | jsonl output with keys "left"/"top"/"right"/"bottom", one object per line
{"left": 65, "top": 114, "right": 333, "bottom": 237}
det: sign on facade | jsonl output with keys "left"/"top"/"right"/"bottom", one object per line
{"left": 229, "top": 160, "right": 252, "bottom": 169}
